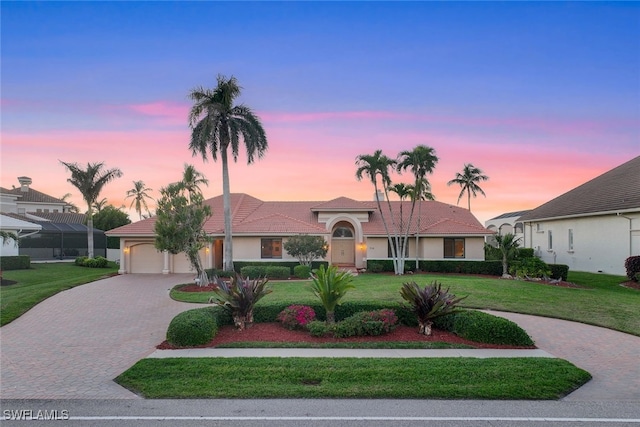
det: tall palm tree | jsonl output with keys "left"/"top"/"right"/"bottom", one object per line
{"left": 447, "top": 163, "right": 489, "bottom": 211}
{"left": 355, "top": 150, "right": 402, "bottom": 273}
{"left": 126, "top": 180, "right": 154, "bottom": 220}
{"left": 59, "top": 193, "right": 80, "bottom": 213}
{"left": 397, "top": 145, "right": 439, "bottom": 270}
{"left": 188, "top": 75, "right": 268, "bottom": 272}
{"left": 60, "top": 161, "right": 123, "bottom": 258}
{"left": 178, "top": 164, "right": 209, "bottom": 200}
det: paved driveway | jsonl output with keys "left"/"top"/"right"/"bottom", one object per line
{"left": 0, "top": 274, "right": 192, "bottom": 399}
{"left": 1, "top": 274, "right": 639, "bottom": 400}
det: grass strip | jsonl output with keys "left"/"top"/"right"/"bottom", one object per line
{"left": 116, "top": 357, "right": 590, "bottom": 399}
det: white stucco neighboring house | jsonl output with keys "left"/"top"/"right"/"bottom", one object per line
{"left": 106, "top": 193, "right": 493, "bottom": 274}
{"left": 0, "top": 214, "right": 42, "bottom": 257}
{"left": 484, "top": 210, "right": 530, "bottom": 246}
{"left": 518, "top": 156, "right": 640, "bottom": 276}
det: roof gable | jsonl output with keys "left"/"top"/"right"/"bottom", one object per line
{"left": 520, "top": 156, "right": 640, "bottom": 221}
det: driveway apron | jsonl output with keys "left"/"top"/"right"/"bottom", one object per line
{"left": 488, "top": 311, "right": 640, "bottom": 401}
{"left": 0, "top": 274, "right": 193, "bottom": 399}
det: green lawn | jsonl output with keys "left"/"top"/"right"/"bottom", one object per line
{"left": 171, "top": 271, "right": 640, "bottom": 336}
{"left": 116, "top": 357, "right": 591, "bottom": 399}
{"left": 1, "top": 262, "right": 119, "bottom": 326}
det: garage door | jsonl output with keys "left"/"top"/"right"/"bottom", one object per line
{"left": 130, "top": 243, "right": 164, "bottom": 273}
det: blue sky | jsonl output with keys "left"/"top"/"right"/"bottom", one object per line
{"left": 2, "top": 1, "right": 638, "bottom": 223}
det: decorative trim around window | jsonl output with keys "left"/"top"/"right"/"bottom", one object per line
{"left": 444, "top": 238, "right": 465, "bottom": 259}
{"left": 261, "top": 238, "right": 282, "bottom": 259}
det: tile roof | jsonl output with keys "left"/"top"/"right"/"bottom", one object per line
{"left": 519, "top": 156, "right": 640, "bottom": 221}
{"left": 107, "top": 193, "right": 492, "bottom": 237}
{"left": 2, "top": 187, "right": 66, "bottom": 204}
{"left": 27, "top": 212, "right": 87, "bottom": 224}
{"left": 489, "top": 210, "right": 531, "bottom": 220}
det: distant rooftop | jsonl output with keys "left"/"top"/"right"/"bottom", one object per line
{"left": 489, "top": 210, "right": 531, "bottom": 220}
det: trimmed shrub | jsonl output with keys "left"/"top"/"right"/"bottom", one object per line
{"left": 75, "top": 256, "right": 88, "bottom": 266}
{"left": 418, "top": 260, "right": 503, "bottom": 276}
{"left": 307, "top": 320, "right": 329, "bottom": 337}
{"left": 433, "top": 310, "right": 534, "bottom": 346}
{"left": 332, "top": 309, "right": 398, "bottom": 338}
{"left": 293, "top": 264, "right": 311, "bottom": 279}
{"left": 625, "top": 256, "right": 640, "bottom": 282}
{"left": 166, "top": 307, "right": 218, "bottom": 347}
{"left": 549, "top": 264, "right": 569, "bottom": 281}
{"left": 510, "top": 257, "right": 551, "bottom": 278}
{"left": 368, "top": 262, "right": 384, "bottom": 273}
{"left": 265, "top": 266, "right": 290, "bottom": 280}
{"left": 518, "top": 248, "right": 535, "bottom": 258}
{"left": 277, "top": 305, "right": 316, "bottom": 330}
{"left": 240, "top": 266, "right": 267, "bottom": 278}
{"left": 233, "top": 261, "right": 328, "bottom": 275}
{"left": 75, "top": 256, "right": 109, "bottom": 268}
{"left": 0, "top": 255, "right": 31, "bottom": 271}
{"left": 205, "top": 268, "right": 235, "bottom": 278}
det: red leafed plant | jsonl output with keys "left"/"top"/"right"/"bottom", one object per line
{"left": 277, "top": 305, "right": 317, "bottom": 330}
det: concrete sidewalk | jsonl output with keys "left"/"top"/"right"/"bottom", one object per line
{"left": 147, "top": 348, "right": 553, "bottom": 359}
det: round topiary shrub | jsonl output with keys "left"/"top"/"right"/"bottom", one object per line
{"left": 434, "top": 310, "right": 534, "bottom": 346}
{"left": 166, "top": 307, "right": 218, "bottom": 347}
{"left": 293, "top": 264, "right": 311, "bottom": 279}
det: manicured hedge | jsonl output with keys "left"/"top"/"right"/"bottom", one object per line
{"left": 0, "top": 255, "right": 30, "bottom": 271}
{"left": 366, "top": 260, "right": 503, "bottom": 276}
{"left": 293, "top": 265, "right": 311, "bottom": 279}
{"left": 233, "top": 261, "right": 328, "bottom": 275}
{"left": 433, "top": 310, "right": 534, "bottom": 346}
{"left": 548, "top": 264, "right": 569, "bottom": 281}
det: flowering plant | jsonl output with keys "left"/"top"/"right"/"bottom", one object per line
{"left": 277, "top": 305, "right": 316, "bottom": 330}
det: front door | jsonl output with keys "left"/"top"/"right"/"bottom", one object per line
{"left": 331, "top": 224, "right": 355, "bottom": 265}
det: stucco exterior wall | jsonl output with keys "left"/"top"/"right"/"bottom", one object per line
{"left": 233, "top": 236, "right": 299, "bottom": 262}
{"left": 524, "top": 213, "right": 640, "bottom": 275}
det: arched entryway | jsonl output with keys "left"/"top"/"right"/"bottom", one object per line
{"left": 331, "top": 222, "right": 355, "bottom": 266}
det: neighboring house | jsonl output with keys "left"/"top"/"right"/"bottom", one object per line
{"left": 519, "top": 156, "right": 640, "bottom": 276}
{"left": 0, "top": 214, "right": 42, "bottom": 257}
{"left": 0, "top": 177, "right": 106, "bottom": 259}
{"left": 106, "top": 193, "right": 492, "bottom": 274}
{"left": 484, "top": 210, "right": 530, "bottom": 246}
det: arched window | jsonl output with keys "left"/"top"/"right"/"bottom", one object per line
{"left": 332, "top": 227, "right": 353, "bottom": 238}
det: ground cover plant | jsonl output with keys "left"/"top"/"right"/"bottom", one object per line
{"left": 1, "top": 262, "right": 118, "bottom": 326}
{"left": 116, "top": 357, "right": 590, "bottom": 399}
{"left": 171, "top": 271, "right": 640, "bottom": 336}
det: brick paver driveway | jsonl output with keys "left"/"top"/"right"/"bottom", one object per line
{"left": 1, "top": 274, "right": 639, "bottom": 400}
{"left": 0, "top": 274, "right": 192, "bottom": 399}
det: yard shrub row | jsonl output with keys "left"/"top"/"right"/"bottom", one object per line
{"left": 233, "top": 261, "right": 328, "bottom": 276}
{"left": 433, "top": 310, "right": 534, "bottom": 346}
{"left": 0, "top": 255, "right": 31, "bottom": 271}
{"left": 366, "top": 260, "right": 503, "bottom": 276}
{"left": 239, "top": 265, "right": 290, "bottom": 279}
{"left": 74, "top": 256, "right": 109, "bottom": 268}
{"left": 166, "top": 306, "right": 221, "bottom": 347}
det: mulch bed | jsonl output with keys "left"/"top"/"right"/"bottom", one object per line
{"left": 156, "top": 322, "right": 536, "bottom": 350}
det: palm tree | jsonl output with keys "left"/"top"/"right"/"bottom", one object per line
{"left": 355, "top": 150, "right": 401, "bottom": 273}
{"left": 93, "top": 198, "right": 108, "bottom": 213}
{"left": 126, "top": 180, "right": 154, "bottom": 220}
{"left": 188, "top": 75, "right": 268, "bottom": 272}
{"left": 447, "top": 163, "right": 489, "bottom": 211}
{"left": 397, "top": 145, "right": 439, "bottom": 270}
{"left": 60, "top": 161, "right": 123, "bottom": 258}
{"left": 178, "top": 164, "right": 209, "bottom": 200}
{"left": 59, "top": 193, "right": 80, "bottom": 213}
{"left": 494, "top": 233, "right": 521, "bottom": 277}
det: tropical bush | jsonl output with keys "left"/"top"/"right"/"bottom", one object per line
{"left": 625, "top": 256, "right": 640, "bottom": 282}
{"left": 332, "top": 309, "right": 398, "bottom": 338}
{"left": 549, "top": 264, "right": 569, "bottom": 281}
{"left": 307, "top": 320, "right": 329, "bottom": 337}
{"left": 166, "top": 307, "right": 218, "bottom": 347}
{"left": 277, "top": 305, "right": 316, "bottom": 330}
{"left": 293, "top": 264, "right": 311, "bottom": 279}
{"left": 433, "top": 310, "right": 534, "bottom": 346}
{"left": 510, "top": 257, "right": 551, "bottom": 279}
{"left": 310, "top": 265, "right": 355, "bottom": 324}
{"left": 208, "top": 274, "right": 272, "bottom": 330}
{"left": 240, "top": 265, "right": 266, "bottom": 278}
{"left": 400, "top": 280, "right": 466, "bottom": 335}
{"left": 75, "top": 256, "right": 109, "bottom": 268}
{"left": 265, "top": 266, "right": 290, "bottom": 280}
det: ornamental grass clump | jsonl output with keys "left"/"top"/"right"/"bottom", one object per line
{"left": 208, "top": 274, "right": 271, "bottom": 330}
{"left": 400, "top": 280, "right": 466, "bottom": 335}
{"left": 277, "top": 305, "right": 316, "bottom": 330}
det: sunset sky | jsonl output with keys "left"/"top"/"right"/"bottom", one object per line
{"left": 1, "top": 2, "right": 638, "bottom": 224}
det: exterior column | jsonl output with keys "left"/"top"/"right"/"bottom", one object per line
{"left": 162, "top": 250, "right": 170, "bottom": 274}
{"left": 118, "top": 239, "right": 127, "bottom": 274}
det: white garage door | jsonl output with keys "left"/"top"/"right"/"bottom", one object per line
{"left": 130, "top": 243, "right": 164, "bottom": 273}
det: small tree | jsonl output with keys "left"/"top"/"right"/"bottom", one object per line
{"left": 92, "top": 205, "right": 131, "bottom": 249}
{"left": 494, "top": 233, "right": 521, "bottom": 278}
{"left": 283, "top": 235, "right": 328, "bottom": 266}
{"left": 154, "top": 182, "right": 212, "bottom": 286}
{"left": 310, "top": 265, "right": 355, "bottom": 324}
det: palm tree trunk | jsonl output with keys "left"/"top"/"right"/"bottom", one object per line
{"left": 221, "top": 147, "right": 234, "bottom": 272}
{"left": 87, "top": 206, "right": 94, "bottom": 258}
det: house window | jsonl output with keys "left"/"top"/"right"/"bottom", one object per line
{"left": 568, "top": 229, "right": 574, "bottom": 251}
{"left": 548, "top": 230, "right": 553, "bottom": 250}
{"left": 444, "top": 238, "right": 465, "bottom": 258}
{"left": 261, "top": 238, "right": 282, "bottom": 259}
{"left": 514, "top": 222, "right": 523, "bottom": 234}
{"left": 536, "top": 223, "right": 544, "bottom": 233}
{"left": 387, "top": 238, "right": 408, "bottom": 258}
{"left": 332, "top": 227, "right": 353, "bottom": 238}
